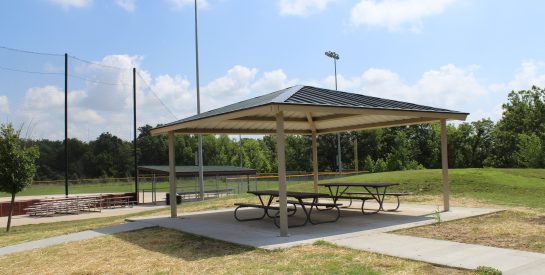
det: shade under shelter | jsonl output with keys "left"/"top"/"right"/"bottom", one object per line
{"left": 151, "top": 85, "right": 468, "bottom": 236}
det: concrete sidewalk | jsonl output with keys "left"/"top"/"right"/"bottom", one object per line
{"left": 130, "top": 204, "right": 545, "bottom": 274}
{"left": 332, "top": 233, "right": 545, "bottom": 275}
{"left": 0, "top": 222, "right": 153, "bottom": 256}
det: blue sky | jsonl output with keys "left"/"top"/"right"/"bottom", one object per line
{"left": 1, "top": 0, "right": 545, "bottom": 140}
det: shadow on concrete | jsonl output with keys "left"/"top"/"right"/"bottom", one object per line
{"left": 133, "top": 207, "right": 435, "bottom": 249}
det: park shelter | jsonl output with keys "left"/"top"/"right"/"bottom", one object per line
{"left": 151, "top": 85, "right": 468, "bottom": 236}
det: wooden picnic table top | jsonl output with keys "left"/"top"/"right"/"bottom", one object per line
{"left": 318, "top": 182, "right": 399, "bottom": 188}
{"left": 248, "top": 190, "right": 329, "bottom": 199}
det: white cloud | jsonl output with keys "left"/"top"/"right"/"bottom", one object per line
{"left": 469, "top": 104, "right": 503, "bottom": 122}
{"left": 167, "top": 0, "right": 209, "bottom": 10}
{"left": 0, "top": 96, "right": 8, "bottom": 114}
{"left": 490, "top": 61, "right": 545, "bottom": 92}
{"left": 49, "top": 0, "right": 93, "bottom": 9}
{"left": 278, "top": 0, "right": 334, "bottom": 16}
{"left": 251, "top": 69, "right": 297, "bottom": 93}
{"left": 322, "top": 64, "right": 487, "bottom": 110}
{"left": 351, "top": 0, "right": 457, "bottom": 31}
{"left": 19, "top": 55, "right": 543, "bottom": 140}
{"left": 115, "top": 0, "right": 135, "bottom": 12}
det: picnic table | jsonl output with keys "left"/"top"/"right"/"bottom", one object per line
{"left": 234, "top": 190, "right": 340, "bottom": 227}
{"left": 318, "top": 182, "right": 402, "bottom": 214}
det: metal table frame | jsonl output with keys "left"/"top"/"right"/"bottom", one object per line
{"left": 319, "top": 182, "right": 399, "bottom": 212}
{"left": 245, "top": 190, "right": 337, "bottom": 227}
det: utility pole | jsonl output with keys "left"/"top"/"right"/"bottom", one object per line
{"left": 195, "top": 0, "right": 205, "bottom": 200}
{"left": 133, "top": 68, "right": 138, "bottom": 203}
{"left": 325, "top": 51, "right": 342, "bottom": 175}
{"left": 64, "top": 53, "right": 68, "bottom": 198}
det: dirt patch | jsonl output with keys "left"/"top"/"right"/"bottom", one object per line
{"left": 529, "top": 215, "right": 545, "bottom": 225}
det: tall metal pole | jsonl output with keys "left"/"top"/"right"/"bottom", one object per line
{"left": 133, "top": 68, "right": 138, "bottom": 203}
{"left": 333, "top": 58, "right": 342, "bottom": 175}
{"left": 195, "top": 0, "right": 205, "bottom": 200}
{"left": 64, "top": 53, "right": 68, "bottom": 198}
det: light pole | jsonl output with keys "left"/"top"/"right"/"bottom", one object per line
{"left": 324, "top": 51, "right": 342, "bottom": 175}
{"left": 195, "top": 0, "right": 205, "bottom": 200}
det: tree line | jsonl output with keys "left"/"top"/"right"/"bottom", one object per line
{"left": 28, "top": 86, "right": 545, "bottom": 181}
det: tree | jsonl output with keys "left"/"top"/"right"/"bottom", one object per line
{"left": 0, "top": 123, "right": 39, "bottom": 232}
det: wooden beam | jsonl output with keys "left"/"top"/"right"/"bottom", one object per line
{"left": 313, "top": 113, "right": 361, "bottom": 122}
{"left": 172, "top": 128, "right": 312, "bottom": 135}
{"left": 440, "top": 119, "right": 449, "bottom": 211}
{"left": 277, "top": 104, "right": 468, "bottom": 121}
{"left": 151, "top": 105, "right": 271, "bottom": 135}
{"left": 230, "top": 116, "right": 307, "bottom": 122}
{"left": 317, "top": 117, "right": 438, "bottom": 134}
{"left": 306, "top": 112, "right": 316, "bottom": 132}
{"left": 276, "top": 111, "right": 288, "bottom": 237}
{"left": 168, "top": 132, "right": 177, "bottom": 218}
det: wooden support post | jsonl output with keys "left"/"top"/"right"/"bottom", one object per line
{"left": 440, "top": 119, "right": 450, "bottom": 211}
{"left": 354, "top": 132, "right": 358, "bottom": 173}
{"left": 312, "top": 131, "right": 318, "bottom": 192}
{"left": 276, "top": 111, "right": 288, "bottom": 237}
{"left": 168, "top": 132, "right": 177, "bottom": 218}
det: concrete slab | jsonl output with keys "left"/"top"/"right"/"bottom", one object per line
{"left": 127, "top": 203, "right": 545, "bottom": 273}
{"left": 332, "top": 233, "right": 545, "bottom": 273}
{"left": 128, "top": 203, "right": 500, "bottom": 249}
{"left": 505, "top": 258, "right": 545, "bottom": 275}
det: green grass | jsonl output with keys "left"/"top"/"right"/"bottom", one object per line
{"left": 313, "top": 168, "right": 545, "bottom": 209}
{"left": 4, "top": 168, "right": 545, "bottom": 209}
{"left": 0, "top": 207, "right": 165, "bottom": 247}
{"left": 0, "top": 177, "right": 299, "bottom": 198}
{"left": 0, "top": 227, "right": 468, "bottom": 275}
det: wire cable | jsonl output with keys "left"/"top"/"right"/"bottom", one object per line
{"left": 69, "top": 55, "right": 133, "bottom": 70}
{"left": 0, "top": 45, "right": 64, "bottom": 56}
{"left": 137, "top": 71, "right": 179, "bottom": 120}
{"left": 69, "top": 74, "right": 132, "bottom": 87}
{"left": 0, "top": 65, "right": 64, "bottom": 75}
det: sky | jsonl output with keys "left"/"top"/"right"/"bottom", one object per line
{"left": 1, "top": 0, "right": 545, "bottom": 140}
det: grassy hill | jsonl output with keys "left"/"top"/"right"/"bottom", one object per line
{"left": 320, "top": 168, "right": 545, "bottom": 209}
{"left": 3, "top": 168, "right": 545, "bottom": 209}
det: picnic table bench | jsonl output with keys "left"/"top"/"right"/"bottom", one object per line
{"left": 344, "top": 191, "right": 410, "bottom": 211}
{"left": 319, "top": 182, "right": 407, "bottom": 214}
{"left": 234, "top": 190, "right": 341, "bottom": 227}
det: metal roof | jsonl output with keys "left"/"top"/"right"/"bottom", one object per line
{"left": 151, "top": 85, "right": 468, "bottom": 135}
{"left": 138, "top": 165, "right": 256, "bottom": 176}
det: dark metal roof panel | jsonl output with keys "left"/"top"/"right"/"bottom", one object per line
{"left": 285, "top": 86, "right": 465, "bottom": 114}
{"left": 152, "top": 85, "right": 467, "bottom": 131}
{"left": 154, "top": 86, "right": 302, "bottom": 129}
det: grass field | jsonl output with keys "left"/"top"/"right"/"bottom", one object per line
{"left": 4, "top": 168, "right": 545, "bottom": 209}
{"left": 0, "top": 168, "right": 543, "bottom": 274}
{"left": 0, "top": 178, "right": 297, "bottom": 198}
{"left": 0, "top": 227, "right": 469, "bottom": 275}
